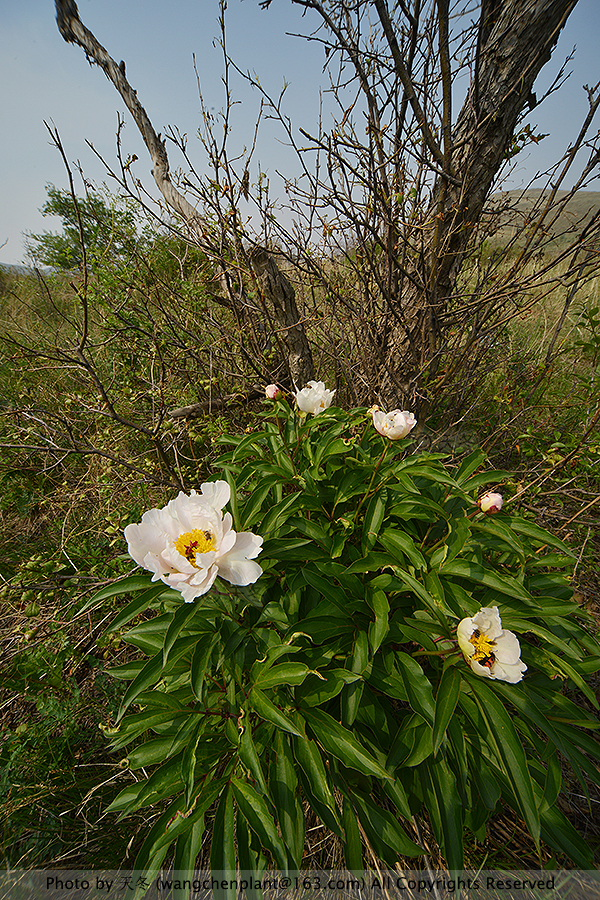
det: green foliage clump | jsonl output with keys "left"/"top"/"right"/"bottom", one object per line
{"left": 25, "top": 185, "right": 141, "bottom": 271}
{"left": 96, "top": 398, "right": 600, "bottom": 888}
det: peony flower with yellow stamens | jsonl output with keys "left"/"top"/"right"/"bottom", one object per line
{"left": 457, "top": 606, "right": 527, "bottom": 683}
{"left": 124, "top": 481, "right": 263, "bottom": 602}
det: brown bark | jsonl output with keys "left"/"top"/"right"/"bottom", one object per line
{"left": 250, "top": 248, "right": 315, "bottom": 388}
{"left": 382, "top": 0, "right": 579, "bottom": 405}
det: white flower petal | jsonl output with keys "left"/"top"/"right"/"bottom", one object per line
{"left": 493, "top": 629, "right": 523, "bottom": 665}
{"left": 371, "top": 407, "right": 417, "bottom": 439}
{"left": 218, "top": 557, "right": 264, "bottom": 586}
{"left": 472, "top": 607, "right": 503, "bottom": 641}
{"left": 490, "top": 659, "right": 527, "bottom": 683}
{"left": 456, "top": 617, "right": 476, "bottom": 657}
{"left": 200, "top": 480, "right": 231, "bottom": 510}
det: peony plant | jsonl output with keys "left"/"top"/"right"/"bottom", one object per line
{"left": 94, "top": 388, "right": 600, "bottom": 893}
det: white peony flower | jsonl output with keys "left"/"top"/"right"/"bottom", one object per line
{"left": 371, "top": 406, "right": 417, "bottom": 440}
{"left": 124, "top": 481, "right": 263, "bottom": 602}
{"left": 295, "top": 380, "right": 335, "bottom": 415}
{"left": 478, "top": 492, "right": 504, "bottom": 514}
{"left": 457, "top": 606, "right": 527, "bottom": 683}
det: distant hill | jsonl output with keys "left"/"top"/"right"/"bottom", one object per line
{"left": 484, "top": 189, "right": 600, "bottom": 250}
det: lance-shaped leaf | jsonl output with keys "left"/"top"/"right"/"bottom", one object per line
{"left": 271, "top": 731, "right": 304, "bottom": 869}
{"left": 239, "top": 722, "right": 268, "bottom": 796}
{"left": 254, "top": 662, "right": 310, "bottom": 691}
{"left": 441, "top": 558, "right": 534, "bottom": 602}
{"left": 433, "top": 666, "right": 461, "bottom": 755}
{"left": 395, "top": 652, "right": 435, "bottom": 727}
{"left": 249, "top": 688, "right": 304, "bottom": 737}
{"left": 105, "top": 583, "right": 173, "bottom": 634}
{"left": 361, "top": 489, "right": 387, "bottom": 554}
{"left": 420, "top": 758, "right": 464, "bottom": 871}
{"left": 293, "top": 735, "right": 343, "bottom": 838}
{"left": 231, "top": 778, "right": 289, "bottom": 873}
{"left": 302, "top": 707, "right": 393, "bottom": 780}
{"left": 379, "top": 528, "right": 426, "bottom": 570}
{"left": 210, "top": 784, "right": 236, "bottom": 900}
{"left": 466, "top": 677, "right": 540, "bottom": 844}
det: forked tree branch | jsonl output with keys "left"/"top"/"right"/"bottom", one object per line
{"left": 55, "top": 0, "right": 203, "bottom": 233}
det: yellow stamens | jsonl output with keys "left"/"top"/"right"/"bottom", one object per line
{"left": 174, "top": 529, "right": 215, "bottom": 565}
{"left": 469, "top": 628, "right": 496, "bottom": 666}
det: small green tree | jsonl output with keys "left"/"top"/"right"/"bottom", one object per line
{"left": 25, "top": 185, "right": 141, "bottom": 270}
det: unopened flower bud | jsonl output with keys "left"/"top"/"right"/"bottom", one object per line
{"left": 478, "top": 492, "right": 503, "bottom": 514}
{"left": 265, "top": 384, "right": 281, "bottom": 400}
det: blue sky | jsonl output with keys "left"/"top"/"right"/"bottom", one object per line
{"left": 1, "top": 0, "right": 598, "bottom": 265}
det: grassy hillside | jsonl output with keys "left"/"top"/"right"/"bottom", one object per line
{"left": 486, "top": 189, "right": 600, "bottom": 251}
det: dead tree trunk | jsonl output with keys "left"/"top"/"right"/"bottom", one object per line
{"left": 54, "top": 0, "right": 315, "bottom": 391}
{"left": 250, "top": 249, "right": 315, "bottom": 388}
{"left": 380, "top": 0, "right": 578, "bottom": 405}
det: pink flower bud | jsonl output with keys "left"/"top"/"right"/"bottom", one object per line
{"left": 265, "top": 384, "right": 281, "bottom": 400}
{"left": 478, "top": 492, "right": 503, "bottom": 514}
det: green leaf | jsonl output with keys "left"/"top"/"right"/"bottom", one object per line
{"left": 420, "top": 758, "right": 464, "bottom": 870}
{"left": 466, "top": 676, "right": 540, "bottom": 844}
{"left": 260, "top": 493, "right": 304, "bottom": 535}
{"left": 462, "top": 470, "right": 511, "bottom": 491}
{"left": 361, "top": 490, "right": 387, "bottom": 554}
{"left": 173, "top": 818, "right": 207, "bottom": 891}
{"left": 240, "top": 476, "right": 278, "bottom": 528}
{"left": 271, "top": 731, "right": 304, "bottom": 869}
{"left": 379, "top": 528, "right": 426, "bottom": 570}
{"left": 540, "top": 804, "right": 595, "bottom": 868}
{"left": 344, "top": 551, "right": 395, "bottom": 574}
{"left": 231, "top": 778, "right": 289, "bottom": 872}
{"left": 254, "top": 662, "right": 310, "bottom": 691}
{"left": 163, "top": 600, "right": 203, "bottom": 666}
{"left": 292, "top": 733, "right": 342, "bottom": 835}
{"left": 441, "top": 559, "right": 534, "bottom": 602}
{"left": 455, "top": 448, "right": 487, "bottom": 484}
{"left": 118, "top": 650, "right": 164, "bottom": 720}
{"left": 302, "top": 568, "right": 347, "bottom": 612}
{"left": 394, "top": 653, "right": 435, "bottom": 726}
{"left": 502, "top": 515, "right": 575, "bottom": 556}
{"left": 235, "top": 815, "right": 267, "bottom": 900}
{"left": 471, "top": 517, "right": 526, "bottom": 559}
{"left": 249, "top": 688, "right": 304, "bottom": 737}
{"left": 191, "top": 632, "right": 219, "bottom": 701}
{"left": 543, "top": 649, "right": 599, "bottom": 708}
{"left": 353, "top": 794, "right": 422, "bottom": 861}
{"left": 341, "top": 796, "right": 363, "bottom": 870}
{"left": 105, "top": 583, "right": 172, "bottom": 634}
{"left": 295, "top": 668, "right": 361, "bottom": 706}
{"left": 210, "top": 785, "right": 236, "bottom": 897}
{"left": 444, "top": 515, "right": 471, "bottom": 563}
{"left": 79, "top": 574, "right": 158, "bottom": 614}
{"left": 239, "top": 721, "right": 269, "bottom": 796}
{"left": 433, "top": 667, "right": 461, "bottom": 755}
{"left": 302, "top": 707, "right": 393, "bottom": 779}
{"left": 367, "top": 589, "right": 389, "bottom": 654}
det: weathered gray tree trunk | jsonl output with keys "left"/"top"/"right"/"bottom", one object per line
{"left": 54, "top": 0, "right": 315, "bottom": 390}
{"left": 381, "top": 0, "right": 578, "bottom": 405}
{"left": 250, "top": 249, "right": 315, "bottom": 388}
